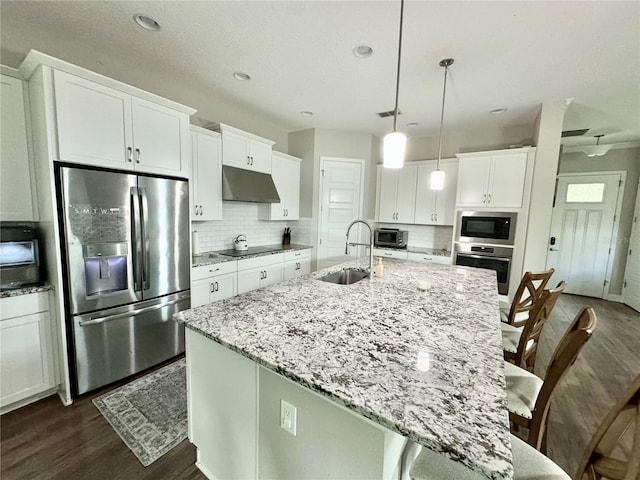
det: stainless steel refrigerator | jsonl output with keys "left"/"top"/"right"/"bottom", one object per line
{"left": 57, "top": 165, "right": 190, "bottom": 395}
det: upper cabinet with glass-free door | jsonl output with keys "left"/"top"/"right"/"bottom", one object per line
{"left": 53, "top": 70, "right": 193, "bottom": 177}
{"left": 456, "top": 150, "right": 529, "bottom": 209}
{"left": 376, "top": 165, "right": 417, "bottom": 223}
{"left": 414, "top": 159, "right": 458, "bottom": 225}
{"left": 259, "top": 151, "right": 301, "bottom": 221}
{"left": 214, "top": 123, "right": 275, "bottom": 174}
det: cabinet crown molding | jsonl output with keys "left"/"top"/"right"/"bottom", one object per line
{"left": 18, "top": 50, "right": 196, "bottom": 115}
{"left": 455, "top": 146, "right": 536, "bottom": 158}
{"left": 190, "top": 125, "right": 221, "bottom": 138}
{"left": 212, "top": 122, "right": 276, "bottom": 146}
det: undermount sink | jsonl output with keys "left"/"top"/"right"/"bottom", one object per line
{"left": 320, "top": 268, "right": 370, "bottom": 285}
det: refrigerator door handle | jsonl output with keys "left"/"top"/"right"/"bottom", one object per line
{"left": 139, "top": 186, "right": 151, "bottom": 291}
{"left": 78, "top": 294, "right": 190, "bottom": 326}
{"left": 130, "top": 186, "right": 143, "bottom": 292}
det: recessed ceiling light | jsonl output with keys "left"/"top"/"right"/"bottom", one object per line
{"left": 353, "top": 45, "right": 373, "bottom": 58}
{"left": 406, "top": 122, "right": 419, "bottom": 127}
{"left": 133, "top": 14, "right": 161, "bottom": 31}
{"left": 300, "top": 111, "right": 314, "bottom": 116}
{"left": 233, "top": 72, "right": 251, "bottom": 81}
{"left": 490, "top": 108, "right": 507, "bottom": 115}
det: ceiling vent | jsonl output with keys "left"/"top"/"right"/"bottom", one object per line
{"left": 378, "top": 109, "right": 402, "bottom": 118}
{"left": 561, "top": 128, "right": 589, "bottom": 137}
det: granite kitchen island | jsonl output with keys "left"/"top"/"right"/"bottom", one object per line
{"left": 176, "top": 259, "right": 512, "bottom": 480}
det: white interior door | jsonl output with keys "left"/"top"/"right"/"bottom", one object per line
{"left": 318, "top": 158, "right": 364, "bottom": 270}
{"left": 623, "top": 180, "right": 640, "bottom": 312}
{"left": 546, "top": 173, "right": 621, "bottom": 298}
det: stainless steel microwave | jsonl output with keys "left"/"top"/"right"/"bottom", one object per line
{"left": 0, "top": 224, "right": 41, "bottom": 289}
{"left": 456, "top": 211, "right": 517, "bottom": 246}
{"left": 374, "top": 229, "right": 408, "bottom": 248}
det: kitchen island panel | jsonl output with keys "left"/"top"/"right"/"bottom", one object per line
{"left": 177, "top": 259, "right": 512, "bottom": 479}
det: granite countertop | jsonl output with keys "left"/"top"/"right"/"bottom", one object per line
{"left": 192, "top": 244, "right": 313, "bottom": 267}
{"left": 176, "top": 259, "right": 512, "bottom": 479}
{"left": 374, "top": 245, "right": 452, "bottom": 257}
{"left": 0, "top": 283, "right": 54, "bottom": 298}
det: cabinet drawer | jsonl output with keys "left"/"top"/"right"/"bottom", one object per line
{"left": 0, "top": 292, "right": 49, "bottom": 320}
{"left": 237, "top": 253, "right": 284, "bottom": 271}
{"left": 373, "top": 249, "right": 408, "bottom": 260}
{"left": 284, "top": 249, "right": 311, "bottom": 262}
{"left": 407, "top": 252, "right": 452, "bottom": 265}
{"left": 192, "top": 261, "right": 237, "bottom": 281}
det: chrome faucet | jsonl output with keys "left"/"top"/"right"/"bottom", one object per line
{"left": 345, "top": 219, "right": 374, "bottom": 278}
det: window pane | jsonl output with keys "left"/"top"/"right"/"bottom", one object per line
{"left": 566, "top": 183, "right": 605, "bottom": 203}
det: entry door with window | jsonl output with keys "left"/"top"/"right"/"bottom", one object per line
{"left": 623, "top": 180, "right": 640, "bottom": 312}
{"left": 546, "top": 173, "right": 621, "bottom": 298}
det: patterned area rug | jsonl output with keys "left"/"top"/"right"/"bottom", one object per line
{"left": 92, "top": 359, "right": 187, "bottom": 466}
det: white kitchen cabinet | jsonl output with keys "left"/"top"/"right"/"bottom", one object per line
{"left": 191, "top": 262, "right": 238, "bottom": 307}
{"left": 191, "top": 127, "right": 222, "bottom": 221}
{"left": 414, "top": 160, "right": 458, "bottom": 225}
{"left": 407, "top": 252, "right": 452, "bottom": 265}
{"left": 216, "top": 123, "right": 275, "bottom": 174}
{"left": 283, "top": 249, "right": 311, "bottom": 280}
{"left": 0, "top": 291, "right": 55, "bottom": 410}
{"left": 237, "top": 253, "right": 284, "bottom": 295}
{"left": 456, "top": 151, "right": 527, "bottom": 209}
{"left": 373, "top": 248, "right": 408, "bottom": 260}
{"left": 259, "top": 152, "right": 301, "bottom": 220}
{"left": 376, "top": 165, "right": 417, "bottom": 223}
{"left": 53, "top": 70, "right": 190, "bottom": 177}
{"left": 0, "top": 72, "right": 37, "bottom": 221}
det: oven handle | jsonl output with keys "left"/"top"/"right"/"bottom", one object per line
{"left": 456, "top": 253, "right": 511, "bottom": 262}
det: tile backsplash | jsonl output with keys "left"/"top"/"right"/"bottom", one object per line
{"left": 192, "top": 202, "right": 313, "bottom": 252}
{"left": 376, "top": 223, "right": 454, "bottom": 250}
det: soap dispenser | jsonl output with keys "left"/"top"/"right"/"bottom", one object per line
{"left": 374, "top": 257, "right": 384, "bottom": 277}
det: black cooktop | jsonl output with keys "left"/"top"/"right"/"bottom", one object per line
{"left": 217, "top": 246, "right": 281, "bottom": 257}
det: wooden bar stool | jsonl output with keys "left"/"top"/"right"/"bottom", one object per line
{"left": 575, "top": 374, "right": 640, "bottom": 480}
{"left": 500, "top": 269, "right": 555, "bottom": 326}
{"left": 504, "top": 281, "right": 566, "bottom": 373}
{"left": 409, "top": 434, "right": 570, "bottom": 479}
{"left": 505, "top": 306, "right": 597, "bottom": 450}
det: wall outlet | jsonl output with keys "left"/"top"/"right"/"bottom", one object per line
{"left": 280, "top": 399, "right": 297, "bottom": 436}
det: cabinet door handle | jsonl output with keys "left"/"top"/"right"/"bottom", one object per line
{"left": 199, "top": 206, "right": 203, "bottom": 215}
{"left": 431, "top": 213, "right": 434, "bottom": 221}
{"left": 210, "top": 282, "right": 215, "bottom": 293}
{"left": 482, "top": 194, "right": 486, "bottom": 204}
{"left": 251, "top": 156, "right": 254, "bottom": 165}
{"left": 488, "top": 194, "right": 492, "bottom": 204}
{"left": 215, "top": 281, "right": 219, "bottom": 292}
{"left": 127, "top": 146, "right": 133, "bottom": 162}
{"left": 264, "top": 270, "right": 267, "bottom": 279}
{"left": 194, "top": 205, "right": 198, "bottom": 215}
{"left": 384, "top": 253, "right": 393, "bottom": 256}
{"left": 434, "top": 213, "right": 438, "bottom": 222}
{"left": 135, "top": 148, "right": 141, "bottom": 163}
{"left": 209, "top": 268, "right": 220, "bottom": 273}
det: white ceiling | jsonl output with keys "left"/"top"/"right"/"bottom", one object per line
{"left": 1, "top": 1, "right": 639, "bottom": 148}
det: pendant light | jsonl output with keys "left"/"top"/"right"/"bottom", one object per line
{"left": 383, "top": 0, "right": 407, "bottom": 169}
{"left": 430, "top": 58, "right": 454, "bottom": 190}
{"left": 581, "top": 134, "right": 612, "bottom": 157}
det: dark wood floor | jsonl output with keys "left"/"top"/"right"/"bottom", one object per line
{"left": 1, "top": 295, "right": 638, "bottom": 480}
{"left": 536, "top": 294, "right": 640, "bottom": 478}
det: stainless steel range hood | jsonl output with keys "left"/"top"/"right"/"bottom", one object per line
{"left": 222, "top": 165, "right": 280, "bottom": 203}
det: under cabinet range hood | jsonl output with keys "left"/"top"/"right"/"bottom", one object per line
{"left": 222, "top": 165, "right": 280, "bottom": 203}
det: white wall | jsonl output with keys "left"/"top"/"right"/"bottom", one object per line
{"left": 406, "top": 123, "right": 534, "bottom": 161}
{"left": 558, "top": 147, "right": 640, "bottom": 294}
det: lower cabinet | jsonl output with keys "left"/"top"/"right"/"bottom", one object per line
{"left": 373, "top": 248, "right": 408, "bottom": 260}
{"left": 407, "top": 252, "right": 453, "bottom": 265}
{"left": 283, "top": 249, "right": 311, "bottom": 280}
{"left": 191, "top": 262, "right": 238, "bottom": 307}
{"left": 237, "top": 253, "right": 285, "bottom": 295}
{"left": 0, "top": 291, "right": 55, "bottom": 410}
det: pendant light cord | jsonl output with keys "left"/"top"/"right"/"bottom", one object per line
{"left": 392, "top": 0, "right": 405, "bottom": 132}
{"left": 436, "top": 63, "right": 450, "bottom": 169}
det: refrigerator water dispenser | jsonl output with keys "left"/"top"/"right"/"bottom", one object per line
{"left": 83, "top": 243, "right": 128, "bottom": 296}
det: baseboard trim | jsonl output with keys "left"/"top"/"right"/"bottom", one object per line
{"left": 606, "top": 294, "right": 624, "bottom": 303}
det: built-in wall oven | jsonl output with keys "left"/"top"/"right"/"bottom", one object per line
{"left": 457, "top": 211, "right": 517, "bottom": 246}
{"left": 455, "top": 244, "right": 512, "bottom": 295}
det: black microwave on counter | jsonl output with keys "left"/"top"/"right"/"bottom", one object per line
{"left": 0, "top": 223, "right": 42, "bottom": 289}
{"left": 374, "top": 229, "right": 408, "bottom": 248}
